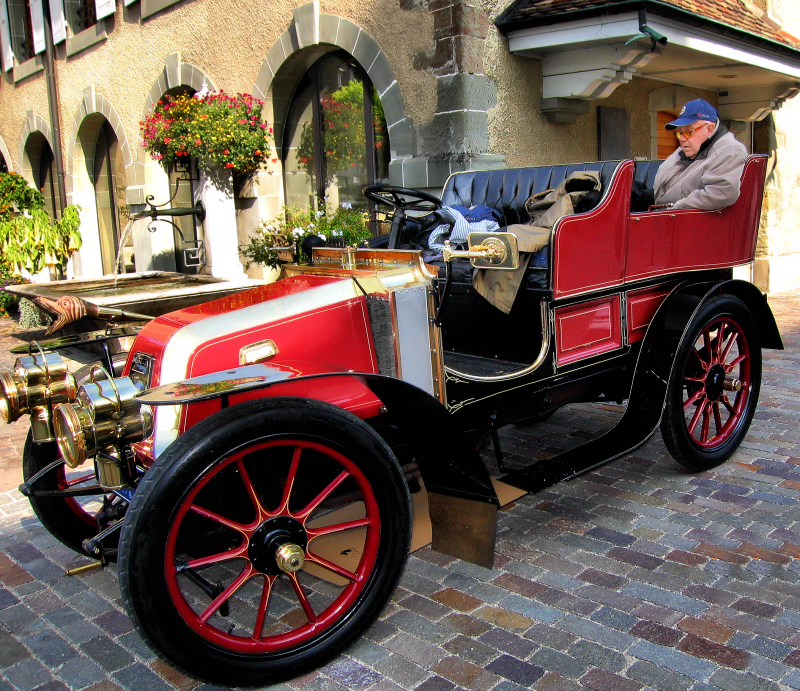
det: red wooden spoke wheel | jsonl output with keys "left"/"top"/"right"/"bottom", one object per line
{"left": 21, "top": 356, "right": 128, "bottom": 555}
{"left": 119, "top": 398, "right": 411, "bottom": 686}
{"left": 22, "top": 432, "right": 109, "bottom": 553}
{"left": 661, "top": 295, "right": 761, "bottom": 470}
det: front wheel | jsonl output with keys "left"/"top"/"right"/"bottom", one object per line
{"left": 118, "top": 397, "right": 411, "bottom": 686}
{"left": 660, "top": 295, "right": 761, "bottom": 470}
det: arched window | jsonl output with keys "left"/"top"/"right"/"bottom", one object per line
{"left": 282, "top": 51, "right": 389, "bottom": 211}
{"left": 25, "top": 134, "right": 60, "bottom": 218}
{"left": 93, "top": 120, "right": 130, "bottom": 274}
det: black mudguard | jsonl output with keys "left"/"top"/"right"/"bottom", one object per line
{"left": 499, "top": 278, "right": 777, "bottom": 493}
{"left": 237, "top": 372, "right": 500, "bottom": 567}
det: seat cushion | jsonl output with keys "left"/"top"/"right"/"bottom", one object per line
{"left": 440, "top": 160, "right": 623, "bottom": 226}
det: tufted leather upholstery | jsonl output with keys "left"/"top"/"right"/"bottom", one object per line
{"left": 632, "top": 159, "right": 664, "bottom": 190}
{"left": 440, "top": 160, "right": 625, "bottom": 226}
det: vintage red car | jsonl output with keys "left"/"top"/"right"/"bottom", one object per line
{"left": 0, "top": 154, "right": 783, "bottom": 685}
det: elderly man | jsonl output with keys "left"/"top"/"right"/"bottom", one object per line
{"left": 653, "top": 98, "right": 748, "bottom": 210}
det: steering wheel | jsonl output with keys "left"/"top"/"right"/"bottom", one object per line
{"left": 363, "top": 185, "right": 442, "bottom": 249}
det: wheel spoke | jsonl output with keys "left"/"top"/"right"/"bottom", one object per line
{"left": 719, "top": 329, "right": 738, "bottom": 363}
{"left": 712, "top": 401, "right": 724, "bottom": 438}
{"left": 687, "top": 396, "right": 706, "bottom": 434}
{"left": 199, "top": 563, "right": 256, "bottom": 623}
{"left": 252, "top": 574, "right": 277, "bottom": 640}
{"left": 702, "top": 329, "right": 713, "bottom": 365}
{"left": 713, "top": 323, "right": 726, "bottom": 361}
{"left": 683, "top": 388, "right": 705, "bottom": 411}
{"left": 274, "top": 447, "right": 302, "bottom": 515}
{"left": 186, "top": 543, "right": 248, "bottom": 570}
{"left": 721, "top": 393, "right": 736, "bottom": 415}
{"left": 305, "top": 551, "right": 359, "bottom": 582}
{"left": 307, "top": 516, "right": 371, "bottom": 539}
{"left": 724, "top": 353, "right": 746, "bottom": 372}
{"left": 237, "top": 459, "right": 268, "bottom": 520}
{"left": 189, "top": 504, "right": 251, "bottom": 532}
{"left": 64, "top": 471, "right": 95, "bottom": 488}
{"left": 700, "top": 402, "right": 711, "bottom": 443}
{"left": 691, "top": 347, "right": 707, "bottom": 369}
{"left": 297, "top": 470, "right": 350, "bottom": 520}
{"left": 288, "top": 572, "right": 317, "bottom": 624}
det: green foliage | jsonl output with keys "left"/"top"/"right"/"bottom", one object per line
{"left": 0, "top": 173, "right": 82, "bottom": 280}
{"left": 0, "top": 266, "right": 28, "bottom": 317}
{"left": 296, "top": 82, "right": 386, "bottom": 182}
{"left": 0, "top": 171, "right": 44, "bottom": 220}
{"left": 140, "top": 91, "right": 274, "bottom": 177}
{"left": 240, "top": 203, "right": 372, "bottom": 269}
{"left": 0, "top": 205, "right": 82, "bottom": 276}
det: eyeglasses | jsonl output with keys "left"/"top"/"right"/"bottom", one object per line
{"left": 674, "top": 123, "right": 709, "bottom": 140}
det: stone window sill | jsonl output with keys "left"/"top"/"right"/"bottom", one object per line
{"left": 141, "top": 0, "right": 181, "bottom": 20}
{"left": 66, "top": 20, "right": 108, "bottom": 57}
{"left": 12, "top": 55, "right": 43, "bottom": 83}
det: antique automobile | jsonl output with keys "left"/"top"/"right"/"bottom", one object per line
{"left": 0, "top": 155, "right": 783, "bottom": 686}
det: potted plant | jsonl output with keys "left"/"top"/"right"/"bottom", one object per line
{"left": 140, "top": 91, "right": 274, "bottom": 183}
{"left": 240, "top": 202, "right": 372, "bottom": 270}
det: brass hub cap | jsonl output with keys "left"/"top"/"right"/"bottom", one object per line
{"left": 247, "top": 516, "right": 307, "bottom": 575}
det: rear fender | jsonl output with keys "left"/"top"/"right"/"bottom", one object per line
{"left": 618, "top": 277, "right": 778, "bottom": 450}
{"left": 707, "top": 279, "right": 783, "bottom": 350}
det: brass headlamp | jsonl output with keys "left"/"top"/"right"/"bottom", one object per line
{"left": 53, "top": 365, "right": 152, "bottom": 487}
{"left": 0, "top": 347, "right": 77, "bottom": 442}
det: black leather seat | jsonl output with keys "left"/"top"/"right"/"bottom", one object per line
{"left": 632, "top": 159, "right": 664, "bottom": 190}
{"left": 435, "top": 160, "right": 625, "bottom": 291}
{"left": 440, "top": 160, "right": 624, "bottom": 226}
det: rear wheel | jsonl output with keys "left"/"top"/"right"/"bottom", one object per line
{"left": 119, "top": 397, "right": 411, "bottom": 686}
{"left": 661, "top": 295, "right": 761, "bottom": 470}
{"left": 21, "top": 352, "right": 129, "bottom": 555}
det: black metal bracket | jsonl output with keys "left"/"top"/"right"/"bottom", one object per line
{"left": 133, "top": 177, "right": 207, "bottom": 267}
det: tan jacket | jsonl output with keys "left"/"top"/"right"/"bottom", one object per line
{"left": 654, "top": 128, "right": 747, "bottom": 210}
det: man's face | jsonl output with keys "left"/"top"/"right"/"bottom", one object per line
{"left": 674, "top": 121, "right": 714, "bottom": 159}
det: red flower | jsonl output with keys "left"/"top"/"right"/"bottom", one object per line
{"left": 225, "top": 163, "right": 234, "bottom": 168}
{"left": 163, "top": 137, "right": 171, "bottom": 143}
{"left": 223, "top": 149, "right": 230, "bottom": 155}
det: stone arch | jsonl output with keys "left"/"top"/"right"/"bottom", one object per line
{"left": 648, "top": 85, "right": 702, "bottom": 160}
{"left": 0, "top": 134, "right": 12, "bottom": 172}
{"left": 132, "top": 54, "right": 219, "bottom": 273}
{"left": 253, "top": 2, "right": 414, "bottom": 166}
{"left": 17, "top": 111, "right": 53, "bottom": 188}
{"left": 66, "top": 87, "right": 135, "bottom": 277}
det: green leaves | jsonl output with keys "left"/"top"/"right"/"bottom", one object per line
{"left": 0, "top": 205, "right": 82, "bottom": 276}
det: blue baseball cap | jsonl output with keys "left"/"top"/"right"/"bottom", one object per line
{"left": 664, "top": 99, "right": 718, "bottom": 129}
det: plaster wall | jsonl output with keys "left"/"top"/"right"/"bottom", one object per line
{"left": 0, "top": 0, "right": 436, "bottom": 185}
{"left": 753, "top": 0, "right": 800, "bottom": 293}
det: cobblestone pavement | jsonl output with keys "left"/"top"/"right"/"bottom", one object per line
{"left": 1, "top": 291, "right": 800, "bottom": 691}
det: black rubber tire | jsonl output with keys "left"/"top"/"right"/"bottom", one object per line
{"left": 660, "top": 295, "right": 761, "bottom": 470}
{"left": 118, "top": 397, "right": 411, "bottom": 687}
{"left": 21, "top": 352, "right": 128, "bottom": 554}
{"left": 22, "top": 432, "right": 104, "bottom": 553}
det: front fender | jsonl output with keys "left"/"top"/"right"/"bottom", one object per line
{"left": 140, "top": 368, "right": 500, "bottom": 568}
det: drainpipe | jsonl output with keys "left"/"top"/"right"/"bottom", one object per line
{"left": 42, "top": 3, "right": 67, "bottom": 214}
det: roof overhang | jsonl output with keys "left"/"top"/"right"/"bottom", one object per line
{"left": 499, "top": 2, "right": 800, "bottom": 122}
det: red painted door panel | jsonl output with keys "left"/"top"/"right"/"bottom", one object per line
{"left": 555, "top": 295, "right": 622, "bottom": 366}
{"left": 553, "top": 161, "right": 633, "bottom": 299}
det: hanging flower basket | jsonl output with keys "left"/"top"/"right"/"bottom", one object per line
{"left": 140, "top": 91, "right": 274, "bottom": 178}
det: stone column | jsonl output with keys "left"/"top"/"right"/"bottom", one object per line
{"left": 390, "top": 0, "right": 504, "bottom": 190}
{"left": 194, "top": 166, "right": 246, "bottom": 279}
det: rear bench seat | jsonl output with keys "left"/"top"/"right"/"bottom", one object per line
{"left": 437, "top": 160, "right": 624, "bottom": 290}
